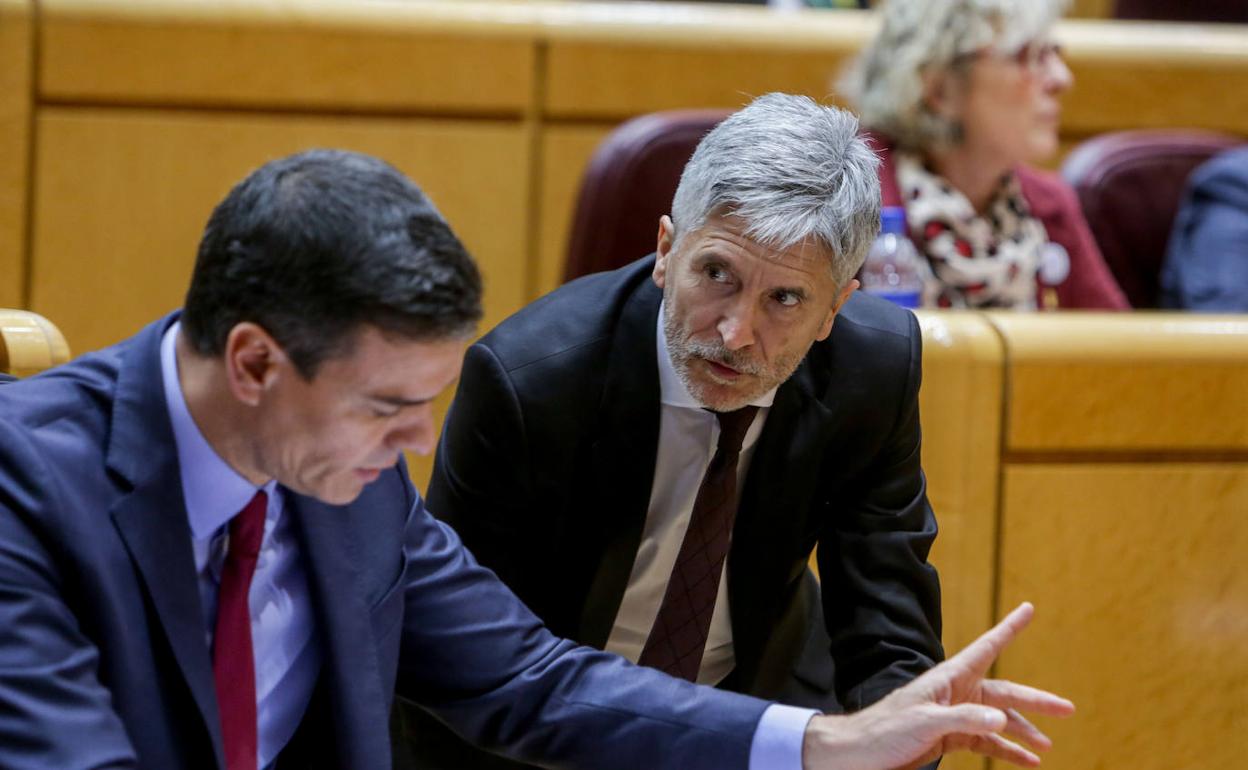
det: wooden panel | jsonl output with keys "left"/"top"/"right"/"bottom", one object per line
{"left": 543, "top": 6, "right": 1248, "bottom": 141}
{"left": 29, "top": 108, "right": 532, "bottom": 489}
{"left": 544, "top": 6, "right": 869, "bottom": 121}
{"left": 990, "top": 313, "right": 1248, "bottom": 453}
{"left": 1068, "top": 0, "right": 1113, "bottom": 19}
{"left": 1058, "top": 21, "right": 1248, "bottom": 136}
{"left": 536, "top": 124, "right": 615, "bottom": 297}
{"left": 0, "top": 0, "right": 32, "bottom": 309}
{"left": 39, "top": 0, "right": 536, "bottom": 113}
{"left": 996, "top": 464, "right": 1248, "bottom": 770}
{"left": 914, "top": 312, "right": 1004, "bottom": 661}
{"left": 0, "top": 308, "right": 71, "bottom": 376}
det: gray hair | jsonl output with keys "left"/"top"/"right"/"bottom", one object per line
{"left": 670, "top": 93, "right": 881, "bottom": 289}
{"left": 841, "top": 0, "right": 1068, "bottom": 150}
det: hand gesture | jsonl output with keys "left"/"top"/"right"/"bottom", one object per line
{"left": 802, "top": 602, "right": 1075, "bottom": 770}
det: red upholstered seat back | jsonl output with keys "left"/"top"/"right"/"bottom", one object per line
{"left": 564, "top": 110, "right": 730, "bottom": 282}
{"left": 1060, "top": 130, "right": 1242, "bottom": 308}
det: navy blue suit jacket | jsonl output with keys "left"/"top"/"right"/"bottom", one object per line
{"left": 1162, "top": 146, "right": 1248, "bottom": 311}
{"left": 0, "top": 314, "right": 770, "bottom": 770}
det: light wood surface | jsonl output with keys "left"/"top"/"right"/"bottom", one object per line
{"left": 0, "top": 0, "right": 32, "bottom": 310}
{"left": 996, "top": 464, "right": 1248, "bottom": 770}
{"left": 989, "top": 313, "right": 1248, "bottom": 453}
{"left": 29, "top": 108, "right": 531, "bottom": 353}
{"left": 0, "top": 308, "right": 71, "bottom": 376}
{"left": 1069, "top": 0, "right": 1114, "bottom": 19}
{"left": 536, "top": 125, "right": 615, "bottom": 296}
{"left": 39, "top": 0, "right": 538, "bottom": 114}
{"left": 914, "top": 311, "right": 1004, "bottom": 660}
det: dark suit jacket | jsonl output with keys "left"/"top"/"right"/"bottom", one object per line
{"left": 0, "top": 313, "right": 772, "bottom": 770}
{"left": 410, "top": 257, "right": 943, "bottom": 766}
{"left": 1162, "top": 146, "right": 1248, "bottom": 311}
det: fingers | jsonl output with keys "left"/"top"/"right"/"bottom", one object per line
{"left": 962, "top": 732, "right": 1043, "bottom": 768}
{"left": 982, "top": 679, "right": 1077, "bottom": 719}
{"left": 923, "top": 702, "right": 1008, "bottom": 737}
{"left": 1002, "top": 708, "right": 1051, "bottom": 753}
{"left": 946, "top": 602, "right": 1035, "bottom": 676}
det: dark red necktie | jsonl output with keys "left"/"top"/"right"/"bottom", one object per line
{"left": 638, "top": 406, "right": 759, "bottom": 682}
{"left": 213, "top": 490, "right": 267, "bottom": 770}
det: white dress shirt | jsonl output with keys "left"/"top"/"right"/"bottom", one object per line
{"left": 605, "top": 303, "right": 816, "bottom": 768}
{"left": 161, "top": 323, "right": 321, "bottom": 768}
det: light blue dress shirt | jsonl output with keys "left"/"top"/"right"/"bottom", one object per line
{"left": 160, "top": 323, "right": 321, "bottom": 768}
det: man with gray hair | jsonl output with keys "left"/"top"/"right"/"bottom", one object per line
{"left": 408, "top": 92, "right": 945, "bottom": 766}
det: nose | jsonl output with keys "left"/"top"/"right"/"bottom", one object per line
{"left": 1045, "top": 51, "right": 1073, "bottom": 92}
{"left": 717, "top": 297, "right": 757, "bottom": 351}
{"left": 388, "top": 410, "right": 436, "bottom": 456}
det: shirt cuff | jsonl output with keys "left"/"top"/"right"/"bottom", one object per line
{"left": 748, "top": 703, "right": 819, "bottom": 770}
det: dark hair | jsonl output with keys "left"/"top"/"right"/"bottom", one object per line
{"left": 182, "top": 149, "right": 483, "bottom": 378}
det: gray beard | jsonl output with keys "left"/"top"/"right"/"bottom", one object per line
{"left": 661, "top": 301, "right": 804, "bottom": 411}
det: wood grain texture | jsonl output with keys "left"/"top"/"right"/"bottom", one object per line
{"left": 914, "top": 311, "right": 1004, "bottom": 661}
{"left": 536, "top": 124, "right": 615, "bottom": 298}
{"left": 913, "top": 312, "right": 1004, "bottom": 770}
{"left": 990, "top": 313, "right": 1248, "bottom": 453}
{"left": 29, "top": 108, "right": 531, "bottom": 354}
{"left": 1068, "top": 0, "right": 1113, "bottom": 19}
{"left": 995, "top": 464, "right": 1248, "bottom": 770}
{"left": 541, "top": 8, "right": 1248, "bottom": 141}
{"left": 39, "top": 0, "right": 537, "bottom": 113}
{"left": 0, "top": 0, "right": 32, "bottom": 309}
{"left": 0, "top": 307, "right": 71, "bottom": 376}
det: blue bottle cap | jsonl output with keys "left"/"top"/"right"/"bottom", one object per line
{"left": 880, "top": 207, "right": 907, "bottom": 235}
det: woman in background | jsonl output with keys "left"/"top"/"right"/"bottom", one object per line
{"left": 843, "top": 0, "right": 1129, "bottom": 309}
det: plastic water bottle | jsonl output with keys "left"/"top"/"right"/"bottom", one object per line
{"left": 861, "top": 207, "right": 924, "bottom": 309}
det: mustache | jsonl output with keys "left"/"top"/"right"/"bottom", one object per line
{"left": 682, "top": 339, "right": 765, "bottom": 376}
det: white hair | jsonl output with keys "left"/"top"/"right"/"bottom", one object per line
{"left": 841, "top": 0, "right": 1069, "bottom": 150}
{"left": 670, "top": 93, "right": 881, "bottom": 289}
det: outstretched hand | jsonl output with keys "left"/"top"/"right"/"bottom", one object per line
{"left": 802, "top": 603, "right": 1075, "bottom": 770}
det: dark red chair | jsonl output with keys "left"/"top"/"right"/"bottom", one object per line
{"left": 1113, "top": 0, "right": 1248, "bottom": 23}
{"left": 1060, "top": 130, "right": 1243, "bottom": 308}
{"left": 564, "top": 110, "right": 730, "bottom": 282}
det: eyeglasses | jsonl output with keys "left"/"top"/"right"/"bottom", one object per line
{"left": 955, "top": 40, "right": 1065, "bottom": 75}
{"left": 1012, "top": 40, "right": 1064, "bottom": 73}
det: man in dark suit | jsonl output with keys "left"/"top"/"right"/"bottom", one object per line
{"left": 413, "top": 93, "right": 943, "bottom": 765}
{"left": 0, "top": 147, "right": 1070, "bottom": 770}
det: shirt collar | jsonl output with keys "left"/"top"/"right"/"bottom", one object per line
{"left": 161, "top": 321, "right": 275, "bottom": 542}
{"left": 655, "top": 301, "right": 778, "bottom": 410}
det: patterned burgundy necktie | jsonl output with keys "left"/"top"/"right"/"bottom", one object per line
{"left": 638, "top": 405, "right": 759, "bottom": 682}
{"left": 213, "top": 490, "right": 267, "bottom": 770}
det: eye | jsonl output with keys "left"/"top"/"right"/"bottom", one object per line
{"left": 367, "top": 401, "right": 401, "bottom": 418}
{"left": 704, "top": 263, "right": 730, "bottom": 283}
{"left": 773, "top": 290, "right": 801, "bottom": 307}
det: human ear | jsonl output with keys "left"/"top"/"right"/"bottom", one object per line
{"left": 653, "top": 215, "right": 676, "bottom": 289}
{"left": 816, "top": 279, "right": 860, "bottom": 341}
{"left": 223, "top": 322, "right": 286, "bottom": 407}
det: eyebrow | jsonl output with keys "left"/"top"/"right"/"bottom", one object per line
{"left": 775, "top": 286, "right": 809, "bottom": 299}
{"left": 368, "top": 394, "right": 433, "bottom": 409}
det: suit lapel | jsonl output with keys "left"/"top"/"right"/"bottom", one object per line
{"left": 106, "top": 315, "right": 225, "bottom": 769}
{"left": 577, "top": 278, "right": 664, "bottom": 648}
{"left": 290, "top": 495, "right": 391, "bottom": 770}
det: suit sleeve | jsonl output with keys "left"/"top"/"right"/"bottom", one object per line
{"left": 817, "top": 312, "right": 944, "bottom": 712}
{"left": 394, "top": 484, "right": 770, "bottom": 770}
{"left": 1161, "top": 152, "right": 1248, "bottom": 311}
{"left": 0, "top": 421, "right": 138, "bottom": 769}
